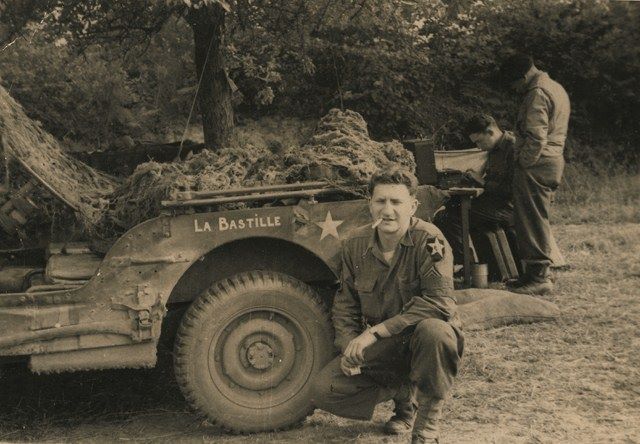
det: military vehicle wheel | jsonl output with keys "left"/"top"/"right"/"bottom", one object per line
{"left": 174, "top": 270, "right": 333, "bottom": 433}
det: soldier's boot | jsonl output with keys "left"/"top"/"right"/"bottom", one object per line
{"left": 506, "top": 263, "right": 531, "bottom": 289}
{"left": 511, "top": 263, "right": 553, "bottom": 295}
{"left": 384, "top": 384, "right": 416, "bottom": 435}
{"left": 410, "top": 392, "right": 445, "bottom": 444}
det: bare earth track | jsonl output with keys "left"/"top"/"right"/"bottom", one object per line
{"left": 1, "top": 223, "right": 639, "bottom": 443}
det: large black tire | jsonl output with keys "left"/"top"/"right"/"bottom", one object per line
{"left": 174, "top": 271, "right": 334, "bottom": 433}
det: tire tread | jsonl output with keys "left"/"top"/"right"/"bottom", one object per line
{"left": 174, "top": 270, "right": 331, "bottom": 434}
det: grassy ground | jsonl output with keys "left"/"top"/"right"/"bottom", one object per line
{"left": 552, "top": 163, "right": 640, "bottom": 225}
{"left": 1, "top": 175, "right": 639, "bottom": 443}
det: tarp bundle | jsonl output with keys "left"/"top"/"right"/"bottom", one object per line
{"left": 0, "top": 84, "right": 415, "bottom": 239}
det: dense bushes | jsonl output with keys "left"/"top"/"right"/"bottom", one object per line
{"left": 0, "top": 20, "right": 194, "bottom": 149}
{"left": 254, "top": 0, "right": 640, "bottom": 167}
{"left": 0, "top": 0, "right": 638, "bottom": 168}
{"left": 233, "top": 0, "right": 638, "bottom": 168}
{"left": 0, "top": 38, "right": 135, "bottom": 149}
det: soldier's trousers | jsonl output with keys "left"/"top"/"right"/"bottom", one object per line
{"left": 513, "top": 156, "right": 564, "bottom": 266}
{"left": 311, "top": 318, "right": 464, "bottom": 420}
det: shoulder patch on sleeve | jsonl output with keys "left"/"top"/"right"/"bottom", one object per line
{"left": 426, "top": 236, "right": 445, "bottom": 262}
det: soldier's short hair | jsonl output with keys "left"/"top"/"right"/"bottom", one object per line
{"left": 499, "top": 53, "right": 534, "bottom": 83}
{"left": 368, "top": 168, "right": 419, "bottom": 197}
{"left": 464, "top": 114, "right": 499, "bottom": 136}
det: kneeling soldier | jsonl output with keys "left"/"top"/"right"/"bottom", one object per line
{"left": 312, "top": 169, "right": 464, "bottom": 443}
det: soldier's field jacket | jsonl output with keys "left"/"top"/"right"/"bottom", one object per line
{"left": 516, "top": 70, "right": 570, "bottom": 168}
{"left": 332, "top": 217, "right": 456, "bottom": 352}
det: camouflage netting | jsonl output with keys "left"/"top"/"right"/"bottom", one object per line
{"left": 99, "top": 146, "right": 281, "bottom": 234}
{"left": 99, "top": 109, "right": 415, "bottom": 236}
{"left": 0, "top": 85, "right": 118, "bottom": 229}
{"left": 0, "top": 83, "right": 415, "bottom": 240}
{"left": 283, "top": 109, "right": 415, "bottom": 186}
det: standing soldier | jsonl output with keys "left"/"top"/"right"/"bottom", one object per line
{"left": 500, "top": 54, "right": 570, "bottom": 295}
{"left": 312, "top": 169, "right": 464, "bottom": 444}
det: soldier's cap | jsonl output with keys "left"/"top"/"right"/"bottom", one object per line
{"left": 498, "top": 53, "right": 534, "bottom": 83}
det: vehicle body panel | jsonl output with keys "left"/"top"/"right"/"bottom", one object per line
{"left": 0, "top": 187, "right": 437, "bottom": 367}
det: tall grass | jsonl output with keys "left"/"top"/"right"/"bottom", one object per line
{"left": 552, "top": 162, "right": 640, "bottom": 225}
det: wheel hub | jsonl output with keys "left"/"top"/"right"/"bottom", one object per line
{"left": 246, "top": 341, "right": 274, "bottom": 370}
{"left": 217, "top": 317, "right": 296, "bottom": 391}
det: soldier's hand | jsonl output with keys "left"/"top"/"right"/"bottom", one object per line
{"left": 340, "top": 355, "right": 360, "bottom": 376}
{"left": 464, "top": 170, "right": 485, "bottom": 186}
{"left": 344, "top": 330, "right": 377, "bottom": 365}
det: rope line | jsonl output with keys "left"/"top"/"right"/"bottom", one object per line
{"left": 175, "top": 29, "right": 218, "bottom": 160}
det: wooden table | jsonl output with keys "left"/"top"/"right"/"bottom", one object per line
{"left": 444, "top": 187, "right": 483, "bottom": 287}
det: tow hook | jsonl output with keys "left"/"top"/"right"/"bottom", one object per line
{"left": 135, "top": 309, "right": 153, "bottom": 341}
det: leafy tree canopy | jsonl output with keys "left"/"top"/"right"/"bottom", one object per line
{"left": 1, "top": 0, "right": 638, "bottom": 166}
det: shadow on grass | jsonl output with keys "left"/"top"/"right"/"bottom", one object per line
{"left": 0, "top": 349, "right": 186, "bottom": 426}
{"left": 0, "top": 355, "right": 382, "bottom": 442}
{"left": 0, "top": 307, "right": 199, "bottom": 440}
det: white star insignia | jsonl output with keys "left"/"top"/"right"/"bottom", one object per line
{"left": 315, "top": 211, "right": 344, "bottom": 240}
{"left": 426, "top": 237, "right": 445, "bottom": 261}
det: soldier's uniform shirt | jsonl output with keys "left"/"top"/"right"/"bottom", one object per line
{"left": 312, "top": 218, "right": 464, "bottom": 421}
{"left": 513, "top": 70, "right": 570, "bottom": 265}
{"left": 483, "top": 131, "right": 517, "bottom": 202}
{"left": 332, "top": 217, "right": 457, "bottom": 352}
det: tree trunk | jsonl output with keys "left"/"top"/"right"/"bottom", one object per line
{"left": 186, "top": 5, "right": 234, "bottom": 150}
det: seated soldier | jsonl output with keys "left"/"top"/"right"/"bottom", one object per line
{"left": 312, "top": 169, "right": 464, "bottom": 444}
{"left": 435, "top": 114, "right": 520, "bottom": 273}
